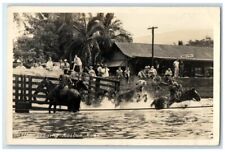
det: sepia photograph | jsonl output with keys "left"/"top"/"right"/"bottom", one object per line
{"left": 6, "top": 6, "right": 220, "bottom": 145}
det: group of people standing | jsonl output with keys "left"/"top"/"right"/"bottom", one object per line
{"left": 138, "top": 66, "right": 158, "bottom": 79}
{"left": 40, "top": 54, "right": 185, "bottom": 85}
{"left": 116, "top": 67, "right": 131, "bottom": 83}
{"left": 164, "top": 59, "right": 184, "bottom": 82}
{"left": 45, "top": 54, "right": 113, "bottom": 80}
{"left": 46, "top": 55, "right": 83, "bottom": 73}
{"left": 45, "top": 57, "right": 70, "bottom": 72}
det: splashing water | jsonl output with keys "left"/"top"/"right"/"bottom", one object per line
{"left": 80, "top": 97, "right": 118, "bottom": 109}
{"left": 80, "top": 91, "right": 212, "bottom": 110}
{"left": 80, "top": 92, "right": 155, "bottom": 110}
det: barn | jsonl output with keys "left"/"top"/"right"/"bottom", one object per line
{"left": 104, "top": 42, "right": 213, "bottom": 77}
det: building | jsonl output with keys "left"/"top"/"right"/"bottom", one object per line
{"left": 105, "top": 42, "right": 213, "bottom": 77}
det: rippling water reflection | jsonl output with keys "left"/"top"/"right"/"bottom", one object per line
{"left": 13, "top": 99, "right": 213, "bottom": 139}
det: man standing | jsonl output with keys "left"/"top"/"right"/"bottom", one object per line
{"left": 101, "top": 64, "right": 110, "bottom": 77}
{"left": 124, "top": 67, "right": 131, "bottom": 83}
{"left": 173, "top": 59, "right": 179, "bottom": 78}
{"left": 116, "top": 67, "right": 124, "bottom": 79}
{"left": 46, "top": 57, "right": 53, "bottom": 71}
{"left": 88, "top": 66, "right": 96, "bottom": 77}
{"left": 150, "top": 66, "right": 157, "bottom": 78}
{"left": 63, "top": 59, "right": 70, "bottom": 71}
{"left": 97, "top": 63, "right": 103, "bottom": 76}
{"left": 59, "top": 59, "right": 64, "bottom": 69}
{"left": 72, "top": 55, "right": 82, "bottom": 73}
{"left": 164, "top": 68, "right": 173, "bottom": 82}
{"left": 179, "top": 60, "right": 184, "bottom": 77}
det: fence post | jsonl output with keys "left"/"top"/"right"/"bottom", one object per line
{"left": 87, "top": 76, "right": 93, "bottom": 105}
{"left": 14, "top": 75, "right": 19, "bottom": 103}
{"left": 115, "top": 81, "right": 120, "bottom": 93}
{"left": 15, "top": 75, "right": 30, "bottom": 113}
{"left": 95, "top": 77, "right": 100, "bottom": 101}
{"left": 28, "top": 76, "right": 32, "bottom": 108}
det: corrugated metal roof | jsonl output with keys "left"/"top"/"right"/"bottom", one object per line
{"left": 114, "top": 42, "right": 213, "bottom": 61}
{"left": 105, "top": 60, "right": 126, "bottom": 67}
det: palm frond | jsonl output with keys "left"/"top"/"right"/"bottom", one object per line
{"left": 87, "top": 22, "right": 105, "bottom": 37}
{"left": 112, "top": 32, "right": 133, "bottom": 42}
{"left": 104, "top": 13, "right": 114, "bottom": 27}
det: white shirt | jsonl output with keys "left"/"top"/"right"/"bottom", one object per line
{"left": 74, "top": 57, "right": 82, "bottom": 66}
{"left": 152, "top": 69, "right": 157, "bottom": 76}
{"left": 97, "top": 66, "right": 102, "bottom": 72}
{"left": 173, "top": 60, "right": 179, "bottom": 69}
{"left": 89, "top": 69, "right": 96, "bottom": 77}
{"left": 46, "top": 61, "right": 53, "bottom": 69}
{"left": 101, "top": 67, "right": 109, "bottom": 77}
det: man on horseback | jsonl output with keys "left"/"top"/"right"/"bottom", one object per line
{"left": 56, "top": 69, "right": 76, "bottom": 103}
{"left": 59, "top": 69, "right": 73, "bottom": 88}
{"left": 168, "top": 79, "right": 183, "bottom": 103}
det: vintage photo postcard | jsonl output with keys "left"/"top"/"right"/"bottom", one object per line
{"left": 6, "top": 5, "right": 220, "bottom": 145}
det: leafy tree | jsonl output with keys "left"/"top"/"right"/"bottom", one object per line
{"left": 13, "top": 13, "right": 79, "bottom": 63}
{"left": 186, "top": 36, "right": 213, "bottom": 47}
{"left": 13, "top": 13, "right": 133, "bottom": 66}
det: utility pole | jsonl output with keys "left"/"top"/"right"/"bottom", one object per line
{"left": 147, "top": 26, "right": 158, "bottom": 66}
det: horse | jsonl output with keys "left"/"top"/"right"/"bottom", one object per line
{"left": 115, "top": 80, "right": 148, "bottom": 106}
{"left": 33, "top": 77, "right": 88, "bottom": 113}
{"left": 47, "top": 85, "right": 81, "bottom": 113}
{"left": 178, "top": 88, "right": 201, "bottom": 102}
{"left": 151, "top": 88, "right": 201, "bottom": 109}
{"left": 48, "top": 77, "right": 88, "bottom": 113}
{"left": 71, "top": 78, "right": 88, "bottom": 92}
{"left": 33, "top": 77, "right": 56, "bottom": 102}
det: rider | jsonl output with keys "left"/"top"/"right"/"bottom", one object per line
{"left": 59, "top": 69, "right": 73, "bottom": 89}
{"left": 168, "top": 79, "right": 183, "bottom": 103}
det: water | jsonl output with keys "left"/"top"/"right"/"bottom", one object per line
{"left": 13, "top": 98, "right": 213, "bottom": 139}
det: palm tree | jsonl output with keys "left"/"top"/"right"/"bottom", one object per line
{"left": 67, "top": 13, "right": 133, "bottom": 66}
{"left": 66, "top": 13, "right": 103, "bottom": 66}
{"left": 91, "top": 13, "right": 133, "bottom": 63}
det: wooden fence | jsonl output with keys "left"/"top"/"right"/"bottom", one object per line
{"left": 87, "top": 76, "right": 120, "bottom": 102}
{"left": 13, "top": 74, "right": 120, "bottom": 112}
{"left": 13, "top": 74, "right": 59, "bottom": 104}
{"left": 13, "top": 74, "right": 212, "bottom": 113}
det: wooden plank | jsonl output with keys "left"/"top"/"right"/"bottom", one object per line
{"left": 19, "top": 75, "right": 24, "bottom": 102}
{"left": 31, "top": 107, "right": 67, "bottom": 111}
{"left": 115, "top": 81, "right": 120, "bottom": 92}
{"left": 88, "top": 77, "right": 93, "bottom": 102}
{"left": 22, "top": 75, "right": 27, "bottom": 102}
{"left": 12, "top": 105, "right": 67, "bottom": 111}
{"left": 13, "top": 96, "right": 47, "bottom": 102}
{"left": 13, "top": 80, "right": 58, "bottom": 85}
{"left": 13, "top": 90, "right": 45, "bottom": 96}
{"left": 92, "top": 76, "right": 120, "bottom": 83}
{"left": 32, "top": 94, "right": 47, "bottom": 99}
{"left": 14, "top": 74, "right": 58, "bottom": 81}
{"left": 13, "top": 87, "right": 47, "bottom": 92}
{"left": 14, "top": 75, "right": 19, "bottom": 102}
{"left": 31, "top": 101, "right": 49, "bottom": 104}
{"left": 28, "top": 76, "right": 32, "bottom": 102}
{"left": 95, "top": 78, "right": 100, "bottom": 97}
{"left": 98, "top": 82, "right": 115, "bottom": 88}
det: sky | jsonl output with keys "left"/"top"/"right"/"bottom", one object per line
{"left": 11, "top": 6, "right": 220, "bottom": 45}
{"left": 112, "top": 7, "right": 219, "bottom": 44}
